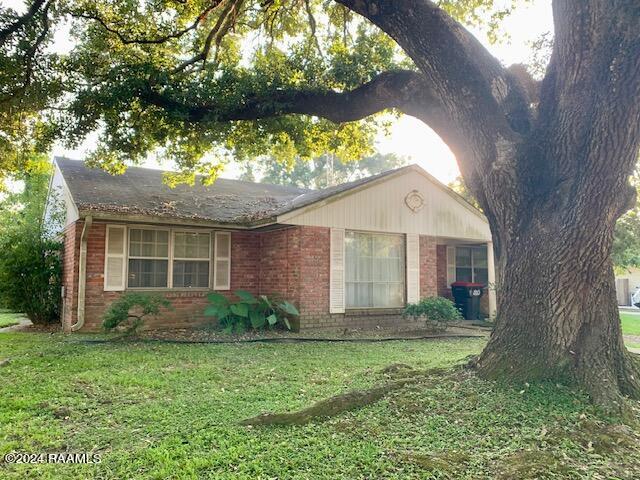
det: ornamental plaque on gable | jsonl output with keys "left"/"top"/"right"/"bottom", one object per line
{"left": 404, "top": 190, "right": 425, "bottom": 213}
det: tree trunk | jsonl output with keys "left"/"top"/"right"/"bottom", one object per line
{"left": 476, "top": 201, "right": 640, "bottom": 407}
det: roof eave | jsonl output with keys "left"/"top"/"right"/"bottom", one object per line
{"left": 77, "top": 209, "right": 265, "bottom": 230}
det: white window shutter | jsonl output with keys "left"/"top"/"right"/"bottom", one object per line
{"left": 406, "top": 234, "right": 420, "bottom": 304}
{"left": 104, "top": 225, "right": 126, "bottom": 291}
{"left": 446, "top": 246, "right": 456, "bottom": 287}
{"left": 214, "top": 232, "right": 231, "bottom": 290}
{"left": 329, "top": 228, "right": 345, "bottom": 313}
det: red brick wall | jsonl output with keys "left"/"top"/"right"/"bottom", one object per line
{"left": 259, "top": 226, "right": 330, "bottom": 325}
{"left": 230, "top": 231, "right": 260, "bottom": 295}
{"left": 65, "top": 222, "right": 261, "bottom": 331}
{"left": 259, "top": 227, "right": 302, "bottom": 302}
{"left": 419, "top": 236, "right": 438, "bottom": 299}
{"left": 436, "top": 244, "right": 451, "bottom": 299}
{"left": 62, "top": 221, "right": 444, "bottom": 331}
{"left": 298, "top": 227, "right": 330, "bottom": 316}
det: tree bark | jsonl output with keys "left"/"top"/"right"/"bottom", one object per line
{"left": 475, "top": 207, "right": 640, "bottom": 407}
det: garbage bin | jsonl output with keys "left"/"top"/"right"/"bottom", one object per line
{"left": 450, "top": 282, "right": 484, "bottom": 320}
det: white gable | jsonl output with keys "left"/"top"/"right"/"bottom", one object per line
{"left": 277, "top": 167, "right": 491, "bottom": 241}
{"left": 47, "top": 161, "right": 79, "bottom": 228}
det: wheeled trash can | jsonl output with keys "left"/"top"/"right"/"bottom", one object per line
{"left": 450, "top": 282, "right": 484, "bottom": 320}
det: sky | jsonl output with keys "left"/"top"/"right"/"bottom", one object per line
{"left": 6, "top": 0, "right": 554, "bottom": 185}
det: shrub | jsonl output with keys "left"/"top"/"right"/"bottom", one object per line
{"left": 404, "top": 296, "right": 462, "bottom": 331}
{"left": 0, "top": 166, "right": 63, "bottom": 324}
{"left": 102, "top": 293, "right": 172, "bottom": 334}
{"left": 0, "top": 235, "right": 62, "bottom": 324}
{"left": 204, "top": 290, "right": 299, "bottom": 334}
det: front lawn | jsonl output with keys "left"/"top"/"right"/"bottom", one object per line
{"left": 0, "top": 310, "right": 21, "bottom": 328}
{"left": 0, "top": 333, "right": 638, "bottom": 479}
{"left": 621, "top": 312, "right": 640, "bottom": 336}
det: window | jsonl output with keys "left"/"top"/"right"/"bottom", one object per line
{"left": 128, "top": 228, "right": 169, "bottom": 288}
{"left": 345, "top": 231, "right": 404, "bottom": 308}
{"left": 173, "top": 232, "right": 210, "bottom": 288}
{"left": 115, "top": 226, "right": 229, "bottom": 290}
{"left": 455, "top": 246, "right": 488, "bottom": 284}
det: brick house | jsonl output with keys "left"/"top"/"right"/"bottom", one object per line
{"left": 50, "top": 157, "right": 496, "bottom": 332}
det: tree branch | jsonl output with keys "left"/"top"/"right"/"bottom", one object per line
{"left": 141, "top": 69, "right": 451, "bottom": 125}
{"left": 172, "top": 0, "right": 244, "bottom": 73}
{"left": 0, "top": 0, "right": 47, "bottom": 45}
{"left": 72, "top": 0, "right": 225, "bottom": 46}
{"left": 0, "top": 0, "right": 52, "bottom": 105}
{"left": 336, "top": 0, "right": 532, "bottom": 134}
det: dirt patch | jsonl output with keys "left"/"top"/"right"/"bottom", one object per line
{"left": 554, "top": 419, "right": 640, "bottom": 455}
{"left": 496, "top": 449, "right": 577, "bottom": 479}
{"left": 393, "top": 450, "right": 470, "bottom": 475}
{"left": 4, "top": 322, "right": 60, "bottom": 333}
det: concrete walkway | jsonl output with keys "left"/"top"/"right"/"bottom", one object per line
{"left": 619, "top": 306, "right": 640, "bottom": 314}
{"left": 0, "top": 316, "right": 32, "bottom": 333}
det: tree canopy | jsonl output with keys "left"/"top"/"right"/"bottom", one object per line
{"left": 1, "top": 0, "right": 516, "bottom": 187}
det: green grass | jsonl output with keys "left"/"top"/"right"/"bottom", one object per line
{"left": 621, "top": 312, "right": 640, "bottom": 336}
{"left": 0, "top": 310, "right": 22, "bottom": 328}
{"left": 0, "top": 333, "right": 639, "bottom": 479}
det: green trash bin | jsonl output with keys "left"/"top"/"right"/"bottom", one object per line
{"left": 450, "top": 282, "right": 484, "bottom": 320}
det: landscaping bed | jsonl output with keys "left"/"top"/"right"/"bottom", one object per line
{"left": 136, "top": 323, "right": 490, "bottom": 343}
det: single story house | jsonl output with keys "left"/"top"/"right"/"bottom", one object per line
{"left": 49, "top": 157, "right": 496, "bottom": 332}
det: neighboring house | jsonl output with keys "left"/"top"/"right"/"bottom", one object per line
{"left": 49, "top": 157, "right": 496, "bottom": 332}
{"left": 615, "top": 267, "right": 640, "bottom": 306}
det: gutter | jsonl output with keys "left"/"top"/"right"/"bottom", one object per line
{"left": 71, "top": 215, "right": 92, "bottom": 332}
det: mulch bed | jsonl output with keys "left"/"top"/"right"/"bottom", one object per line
{"left": 137, "top": 324, "right": 490, "bottom": 343}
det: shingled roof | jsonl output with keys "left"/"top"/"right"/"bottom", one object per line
{"left": 55, "top": 157, "right": 410, "bottom": 226}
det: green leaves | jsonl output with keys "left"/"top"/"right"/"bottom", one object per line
{"left": 267, "top": 314, "right": 278, "bottom": 326}
{"left": 230, "top": 303, "right": 249, "bottom": 318}
{"left": 207, "top": 292, "right": 228, "bottom": 305}
{"left": 250, "top": 310, "right": 266, "bottom": 329}
{"left": 404, "top": 296, "right": 462, "bottom": 329}
{"left": 235, "top": 290, "right": 258, "bottom": 304}
{"left": 277, "top": 301, "right": 299, "bottom": 316}
{"left": 203, "top": 290, "right": 299, "bottom": 335}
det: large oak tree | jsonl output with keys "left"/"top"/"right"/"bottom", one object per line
{"left": 3, "top": 0, "right": 640, "bottom": 406}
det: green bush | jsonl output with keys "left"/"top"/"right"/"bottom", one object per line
{"left": 102, "top": 293, "right": 172, "bottom": 334}
{"left": 0, "top": 165, "right": 63, "bottom": 324}
{"left": 0, "top": 237, "right": 61, "bottom": 324}
{"left": 404, "top": 296, "right": 462, "bottom": 331}
{"left": 204, "top": 290, "right": 299, "bottom": 334}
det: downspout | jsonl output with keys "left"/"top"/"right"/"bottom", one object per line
{"left": 71, "top": 215, "right": 92, "bottom": 332}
